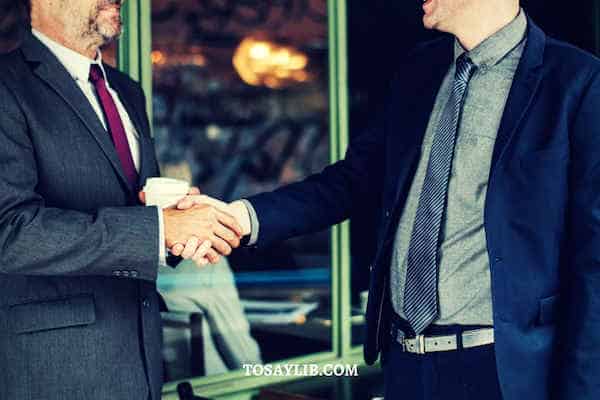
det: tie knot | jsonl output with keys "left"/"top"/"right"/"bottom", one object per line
{"left": 89, "top": 64, "right": 104, "bottom": 84}
{"left": 455, "top": 54, "right": 476, "bottom": 84}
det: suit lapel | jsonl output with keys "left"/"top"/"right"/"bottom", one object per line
{"left": 490, "top": 18, "right": 546, "bottom": 171}
{"left": 20, "top": 33, "right": 134, "bottom": 194}
{"left": 372, "top": 38, "right": 455, "bottom": 256}
{"left": 388, "top": 37, "right": 454, "bottom": 207}
{"left": 136, "top": 135, "right": 157, "bottom": 192}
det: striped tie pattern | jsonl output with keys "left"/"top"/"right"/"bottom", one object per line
{"left": 404, "top": 54, "right": 477, "bottom": 335}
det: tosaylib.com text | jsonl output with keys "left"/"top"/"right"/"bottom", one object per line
{"left": 242, "top": 363, "right": 360, "bottom": 377}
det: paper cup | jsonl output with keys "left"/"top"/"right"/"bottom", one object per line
{"left": 143, "top": 177, "right": 190, "bottom": 209}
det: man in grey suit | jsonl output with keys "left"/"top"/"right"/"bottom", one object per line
{"left": 0, "top": 0, "right": 242, "bottom": 399}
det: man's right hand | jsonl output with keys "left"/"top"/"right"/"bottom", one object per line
{"left": 163, "top": 204, "right": 243, "bottom": 264}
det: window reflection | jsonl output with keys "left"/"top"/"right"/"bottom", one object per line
{"left": 151, "top": 0, "right": 331, "bottom": 381}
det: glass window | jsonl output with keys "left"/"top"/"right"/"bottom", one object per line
{"left": 151, "top": 0, "right": 331, "bottom": 381}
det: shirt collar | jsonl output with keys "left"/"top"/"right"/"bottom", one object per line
{"left": 32, "top": 29, "right": 108, "bottom": 84}
{"left": 454, "top": 8, "right": 527, "bottom": 69}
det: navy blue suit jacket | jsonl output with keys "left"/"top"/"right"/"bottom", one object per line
{"left": 247, "top": 18, "right": 600, "bottom": 399}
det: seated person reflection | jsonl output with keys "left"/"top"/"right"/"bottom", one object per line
{"left": 159, "top": 257, "right": 262, "bottom": 378}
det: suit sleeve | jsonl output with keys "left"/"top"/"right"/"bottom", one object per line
{"left": 0, "top": 80, "right": 160, "bottom": 281}
{"left": 246, "top": 101, "right": 389, "bottom": 248}
{"left": 559, "top": 70, "right": 600, "bottom": 398}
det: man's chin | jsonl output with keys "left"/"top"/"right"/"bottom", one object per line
{"left": 98, "top": 24, "right": 122, "bottom": 44}
{"left": 422, "top": 15, "right": 435, "bottom": 30}
{"left": 422, "top": 14, "right": 445, "bottom": 32}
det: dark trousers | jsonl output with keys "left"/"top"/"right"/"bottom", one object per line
{"left": 383, "top": 323, "right": 503, "bottom": 400}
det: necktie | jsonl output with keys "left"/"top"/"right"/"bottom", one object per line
{"left": 404, "top": 54, "right": 477, "bottom": 335}
{"left": 89, "top": 64, "right": 139, "bottom": 189}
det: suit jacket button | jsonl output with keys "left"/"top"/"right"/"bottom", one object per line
{"left": 131, "top": 271, "right": 139, "bottom": 278}
{"left": 142, "top": 299, "right": 150, "bottom": 308}
{"left": 122, "top": 271, "right": 130, "bottom": 277}
{"left": 113, "top": 270, "right": 121, "bottom": 277}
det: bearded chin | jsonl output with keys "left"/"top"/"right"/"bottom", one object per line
{"left": 90, "top": 6, "right": 122, "bottom": 45}
{"left": 100, "top": 23, "right": 122, "bottom": 43}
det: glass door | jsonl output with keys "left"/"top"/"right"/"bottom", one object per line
{"left": 150, "top": 0, "right": 334, "bottom": 383}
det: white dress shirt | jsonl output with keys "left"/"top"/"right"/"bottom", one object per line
{"left": 32, "top": 29, "right": 167, "bottom": 266}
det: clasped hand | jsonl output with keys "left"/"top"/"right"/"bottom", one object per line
{"left": 140, "top": 188, "right": 248, "bottom": 266}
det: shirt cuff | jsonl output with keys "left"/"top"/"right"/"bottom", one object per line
{"left": 240, "top": 199, "right": 259, "bottom": 246}
{"left": 157, "top": 206, "right": 168, "bottom": 266}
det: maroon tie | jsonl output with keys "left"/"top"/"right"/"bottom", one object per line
{"left": 89, "top": 64, "right": 139, "bottom": 189}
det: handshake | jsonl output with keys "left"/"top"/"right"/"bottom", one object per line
{"left": 141, "top": 179, "right": 251, "bottom": 266}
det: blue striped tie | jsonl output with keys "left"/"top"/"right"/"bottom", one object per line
{"left": 404, "top": 54, "right": 477, "bottom": 335}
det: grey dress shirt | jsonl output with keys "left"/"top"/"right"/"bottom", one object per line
{"left": 391, "top": 10, "right": 528, "bottom": 326}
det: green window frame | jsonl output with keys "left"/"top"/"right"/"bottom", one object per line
{"left": 117, "top": 1, "right": 368, "bottom": 398}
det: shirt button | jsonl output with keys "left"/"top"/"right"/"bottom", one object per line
{"left": 142, "top": 299, "right": 150, "bottom": 308}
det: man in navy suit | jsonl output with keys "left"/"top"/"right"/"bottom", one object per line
{"left": 180, "top": 0, "right": 600, "bottom": 398}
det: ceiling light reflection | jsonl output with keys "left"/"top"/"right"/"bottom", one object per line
{"left": 233, "top": 37, "right": 311, "bottom": 89}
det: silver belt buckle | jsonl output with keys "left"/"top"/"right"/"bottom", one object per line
{"left": 414, "top": 334, "right": 426, "bottom": 354}
{"left": 403, "top": 334, "right": 427, "bottom": 354}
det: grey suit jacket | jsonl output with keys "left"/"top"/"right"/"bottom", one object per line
{"left": 0, "top": 33, "right": 164, "bottom": 400}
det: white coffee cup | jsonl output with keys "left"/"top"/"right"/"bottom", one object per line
{"left": 143, "top": 177, "right": 190, "bottom": 209}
